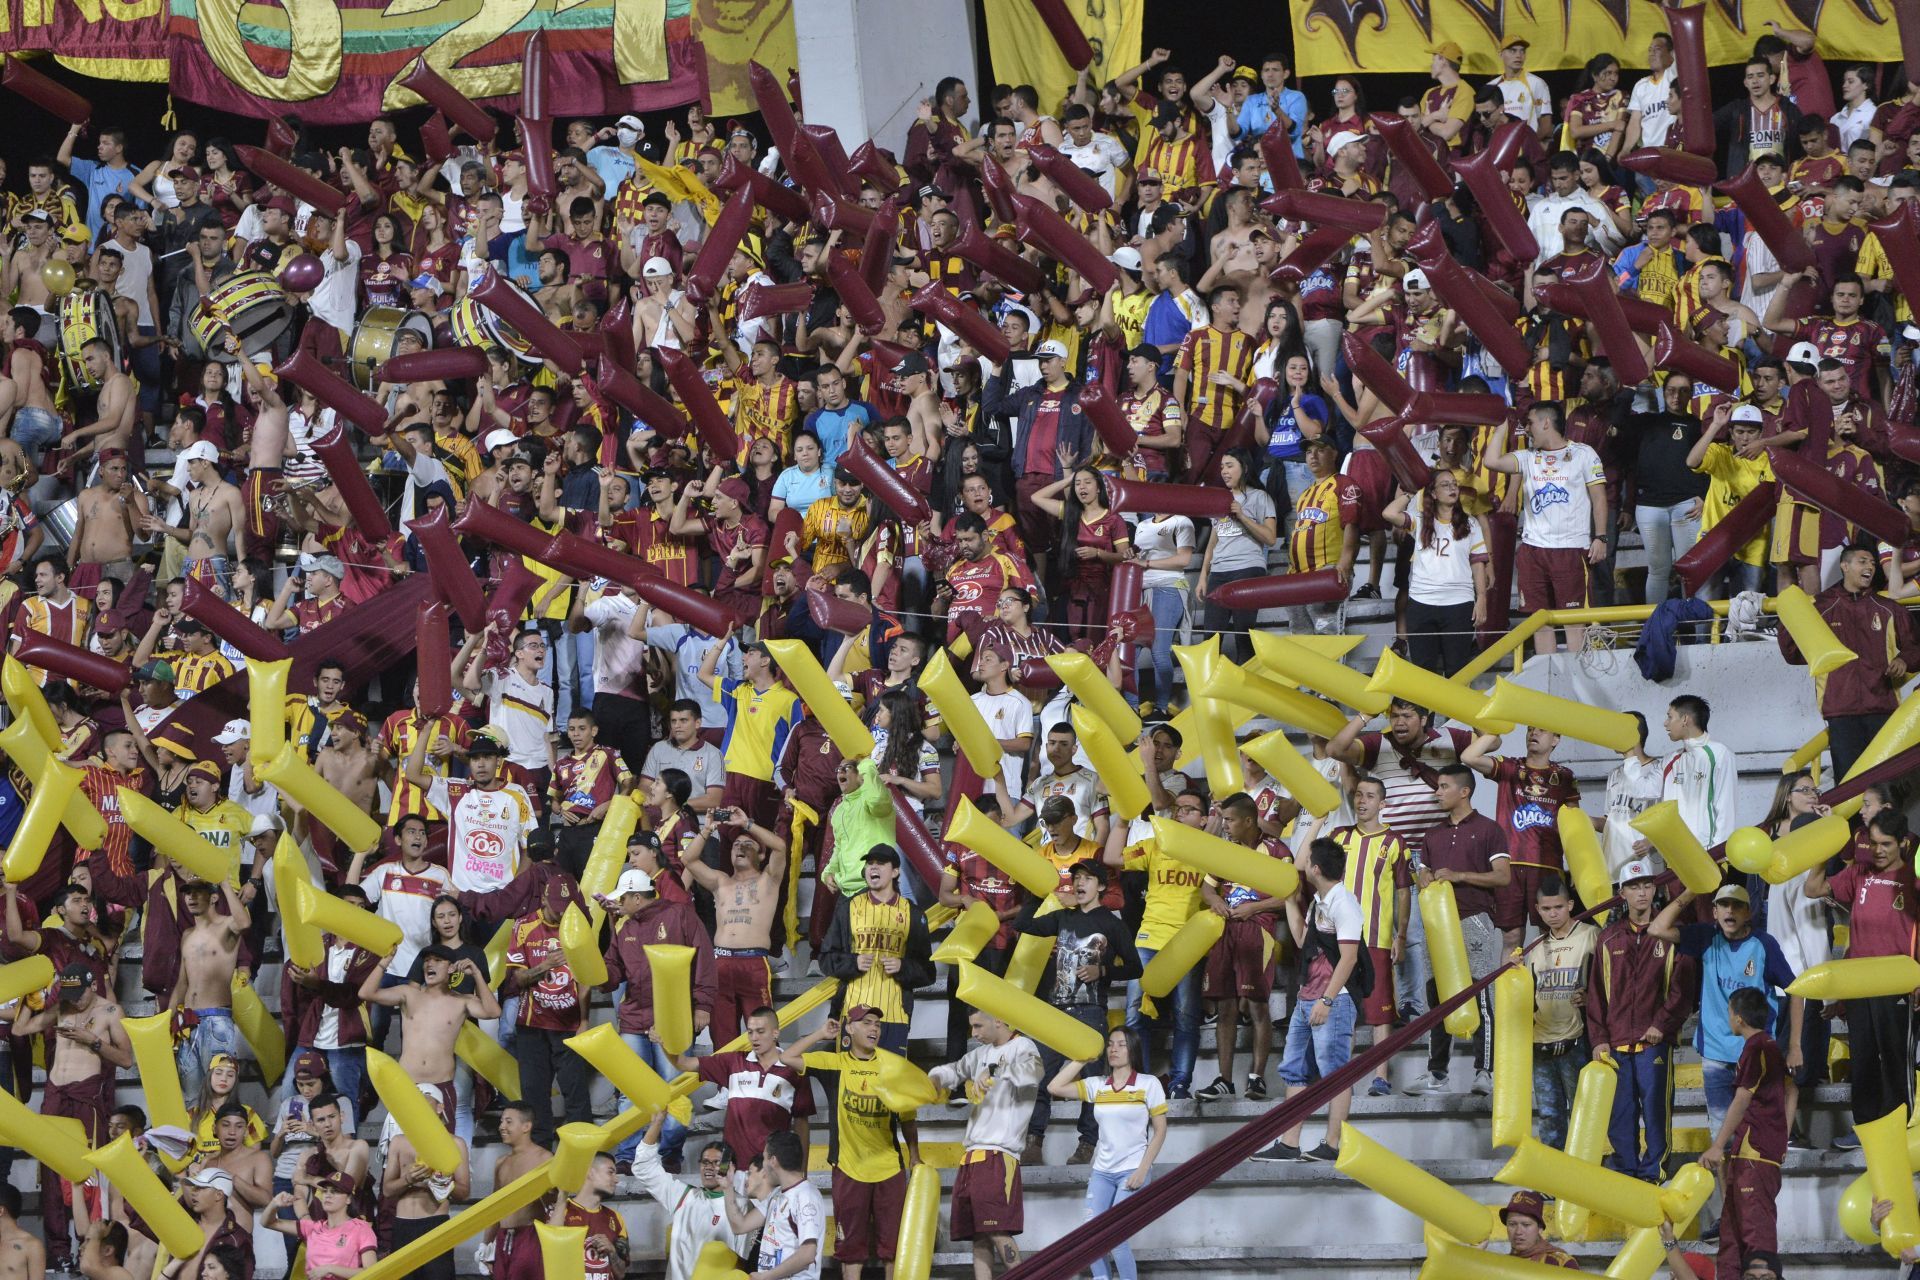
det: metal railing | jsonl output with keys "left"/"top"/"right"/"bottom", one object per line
{"left": 1449, "top": 597, "right": 1774, "bottom": 685}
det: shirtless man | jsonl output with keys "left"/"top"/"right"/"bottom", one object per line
{"left": 167, "top": 877, "right": 249, "bottom": 1105}
{"left": 78, "top": 1218, "right": 131, "bottom": 1280}
{"left": 484, "top": 1102, "right": 551, "bottom": 1280}
{"left": 685, "top": 809, "right": 789, "bottom": 1047}
{"left": 202, "top": 1104, "right": 274, "bottom": 1214}
{"left": 146, "top": 441, "right": 242, "bottom": 590}
{"left": 66, "top": 339, "right": 135, "bottom": 469}
{"left": 5, "top": 212, "right": 56, "bottom": 309}
{"left": 67, "top": 449, "right": 147, "bottom": 598}
{"left": 314, "top": 712, "right": 379, "bottom": 829}
{"left": 358, "top": 943, "right": 499, "bottom": 1120}
{"left": 237, "top": 351, "right": 295, "bottom": 561}
{"left": 0, "top": 306, "right": 59, "bottom": 464}
{"left": 893, "top": 353, "right": 944, "bottom": 460}
{"left": 382, "top": 1086, "right": 471, "bottom": 1280}
{"left": 0, "top": 1186, "right": 46, "bottom": 1280}
{"left": 16, "top": 962, "right": 131, "bottom": 1269}
{"left": 292, "top": 1092, "right": 371, "bottom": 1217}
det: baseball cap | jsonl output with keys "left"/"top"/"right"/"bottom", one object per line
{"left": 1035, "top": 339, "right": 1069, "bottom": 361}
{"left": 293, "top": 1049, "right": 327, "bottom": 1078}
{"left": 1136, "top": 168, "right": 1163, "bottom": 185}
{"left": 891, "top": 351, "right": 931, "bottom": 377}
{"left": 1499, "top": 1190, "right": 1547, "bottom": 1224}
{"left": 917, "top": 184, "right": 949, "bottom": 202}
{"left": 299, "top": 552, "right": 346, "bottom": 580}
{"left": 1001, "top": 301, "right": 1040, "bottom": 332}
{"left": 317, "top": 1171, "right": 354, "bottom": 1195}
{"left": 1730, "top": 404, "right": 1765, "bottom": 425}
{"left": 1617, "top": 857, "right": 1661, "bottom": 886}
{"left": 1403, "top": 267, "right": 1431, "bottom": 290}
{"left": 184, "top": 1167, "right": 234, "bottom": 1194}
{"left": 1502, "top": 36, "right": 1530, "bottom": 49}
{"left": 265, "top": 194, "right": 297, "bottom": 217}
{"left": 180, "top": 440, "right": 219, "bottom": 464}
{"left": 1904, "top": 324, "right": 1920, "bottom": 345}
{"left": 57, "top": 963, "right": 90, "bottom": 993}
{"left": 1109, "top": 246, "right": 1143, "bottom": 272}
{"left": 616, "top": 114, "right": 645, "bottom": 132}
{"left": 1302, "top": 435, "right": 1338, "bottom": 452}
{"left": 186, "top": 760, "right": 222, "bottom": 783}
{"left": 1713, "top": 883, "right": 1752, "bottom": 906}
{"left": 250, "top": 812, "right": 283, "bottom": 837}
{"left": 1326, "top": 130, "right": 1365, "bottom": 156}
{"left": 419, "top": 943, "right": 460, "bottom": 965}
{"left": 1231, "top": 66, "right": 1259, "bottom": 84}
{"left": 1127, "top": 342, "right": 1161, "bottom": 363}
{"left": 1433, "top": 41, "right": 1465, "bottom": 63}
{"left": 614, "top": 868, "right": 655, "bottom": 897}
{"left": 212, "top": 719, "right": 251, "bottom": 746}
{"left": 171, "top": 165, "right": 202, "bottom": 182}
{"left": 844, "top": 1004, "right": 883, "bottom": 1023}
{"left": 59, "top": 224, "right": 90, "bottom": 244}
{"left": 1786, "top": 341, "right": 1820, "bottom": 366}
{"left": 862, "top": 845, "right": 901, "bottom": 867}
{"left": 1151, "top": 102, "right": 1182, "bottom": 127}
{"left": 153, "top": 729, "right": 195, "bottom": 761}
{"left": 641, "top": 256, "right": 674, "bottom": 278}
{"left": 20, "top": 210, "right": 50, "bottom": 225}
{"left": 481, "top": 428, "right": 520, "bottom": 454}
{"left": 466, "top": 732, "right": 506, "bottom": 757}
{"left": 173, "top": 618, "right": 209, "bottom": 637}
{"left": 716, "top": 476, "right": 753, "bottom": 505}
{"left": 410, "top": 273, "right": 444, "bottom": 297}
{"left": 135, "top": 659, "right": 176, "bottom": 683}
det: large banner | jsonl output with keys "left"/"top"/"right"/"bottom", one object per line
{"left": 160, "top": 0, "right": 705, "bottom": 122}
{"left": 0, "top": 0, "right": 167, "bottom": 81}
{"left": 1293, "top": 0, "right": 1905, "bottom": 76}
{"left": 690, "top": 0, "right": 793, "bottom": 119}
{"left": 982, "top": 0, "right": 1142, "bottom": 103}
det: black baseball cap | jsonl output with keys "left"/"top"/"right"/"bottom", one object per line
{"left": 863, "top": 845, "right": 901, "bottom": 867}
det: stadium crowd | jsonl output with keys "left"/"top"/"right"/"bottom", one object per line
{"left": 0, "top": 12, "right": 1915, "bottom": 1280}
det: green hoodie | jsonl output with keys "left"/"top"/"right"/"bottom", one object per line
{"left": 824, "top": 756, "right": 898, "bottom": 894}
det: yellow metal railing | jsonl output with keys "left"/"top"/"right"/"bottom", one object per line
{"left": 1448, "top": 597, "right": 1769, "bottom": 685}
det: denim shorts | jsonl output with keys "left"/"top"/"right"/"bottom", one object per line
{"left": 1277, "top": 991, "right": 1357, "bottom": 1086}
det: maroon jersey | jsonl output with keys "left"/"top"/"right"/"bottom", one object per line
{"left": 1729, "top": 1031, "right": 1789, "bottom": 1163}
{"left": 563, "top": 1198, "right": 628, "bottom": 1279}
{"left": 1491, "top": 758, "right": 1579, "bottom": 870}
{"left": 701, "top": 514, "right": 769, "bottom": 594}
{"left": 1792, "top": 316, "right": 1884, "bottom": 399}
{"left": 1807, "top": 218, "right": 1867, "bottom": 295}
{"left": 1828, "top": 861, "right": 1920, "bottom": 959}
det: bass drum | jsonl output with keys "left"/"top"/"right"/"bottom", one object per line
{"left": 450, "top": 286, "right": 543, "bottom": 366}
{"left": 193, "top": 269, "right": 291, "bottom": 363}
{"left": 347, "top": 307, "right": 435, "bottom": 390}
{"left": 57, "top": 288, "right": 122, "bottom": 390}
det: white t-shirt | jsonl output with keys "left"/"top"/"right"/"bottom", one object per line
{"left": 1835, "top": 99, "right": 1877, "bottom": 151}
{"left": 1058, "top": 132, "right": 1132, "bottom": 198}
{"left": 1075, "top": 1070, "right": 1168, "bottom": 1174}
{"left": 972, "top": 688, "right": 1035, "bottom": 794}
{"left": 582, "top": 594, "right": 648, "bottom": 702}
{"left": 1515, "top": 444, "right": 1605, "bottom": 549}
{"left": 1491, "top": 72, "right": 1553, "bottom": 130}
{"left": 1404, "top": 496, "right": 1488, "bottom": 607}
{"left": 1133, "top": 514, "right": 1195, "bottom": 592}
{"left": 426, "top": 776, "right": 534, "bottom": 893}
{"left": 1628, "top": 68, "right": 1676, "bottom": 148}
{"left": 754, "top": 1181, "right": 826, "bottom": 1280}
{"left": 479, "top": 667, "right": 554, "bottom": 770}
{"left": 308, "top": 240, "right": 364, "bottom": 336}
{"left": 359, "top": 860, "right": 452, "bottom": 975}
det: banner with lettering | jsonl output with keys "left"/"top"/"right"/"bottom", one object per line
{"left": 165, "top": 0, "right": 706, "bottom": 123}
{"left": 1293, "top": 0, "right": 1907, "bottom": 76}
{"left": 0, "top": 0, "right": 167, "bottom": 82}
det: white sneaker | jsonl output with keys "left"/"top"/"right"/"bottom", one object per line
{"left": 1471, "top": 1070, "right": 1493, "bottom": 1096}
{"left": 1402, "top": 1072, "right": 1450, "bottom": 1095}
{"left": 703, "top": 1088, "right": 731, "bottom": 1111}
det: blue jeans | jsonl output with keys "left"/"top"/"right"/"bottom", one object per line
{"left": 1126, "top": 945, "right": 1201, "bottom": 1091}
{"left": 615, "top": 1033, "right": 687, "bottom": 1163}
{"left": 1635, "top": 501, "right": 1703, "bottom": 605}
{"left": 1397, "top": 904, "right": 1429, "bottom": 1018}
{"left": 11, "top": 406, "right": 59, "bottom": 463}
{"left": 370, "top": 971, "right": 408, "bottom": 1052}
{"left": 1606, "top": 1043, "right": 1672, "bottom": 1181}
{"left": 1086, "top": 1168, "right": 1144, "bottom": 1280}
{"left": 176, "top": 1009, "right": 241, "bottom": 1104}
{"left": 1132, "top": 586, "right": 1187, "bottom": 709}
{"left": 571, "top": 629, "right": 595, "bottom": 712}
{"left": 1532, "top": 1038, "right": 1590, "bottom": 1149}
{"left": 1702, "top": 1057, "right": 1737, "bottom": 1139}
{"left": 1277, "top": 991, "right": 1356, "bottom": 1086}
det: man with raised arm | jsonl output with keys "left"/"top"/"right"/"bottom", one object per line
{"left": 358, "top": 942, "right": 499, "bottom": 1123}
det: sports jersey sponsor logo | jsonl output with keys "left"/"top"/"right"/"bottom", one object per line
{"left": 1513, "top": 803, "right": 1554, "bottom": 832}
{"left": 1530, "top": 483, "right": 1570, "bottom": 515}
{"left": 1298, "top": 507, "right": 1329, "bottom": 525}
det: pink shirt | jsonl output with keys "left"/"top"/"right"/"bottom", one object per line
{"left": 300, "top": 1217, "right": 377, "bottom": 1275}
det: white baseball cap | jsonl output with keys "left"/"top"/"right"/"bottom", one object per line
{"left": 1035, "top": 339, "right": 1070, "bottom": 360}
{"left": 482, "top": 428, "right": 520, "bottom": 454}
{"left": 1108, "top": 246, "right": 1143, "bottom": 272}
{"left": 614, "top": 868, "right": 654, "bottom": 896}
{"left": 1616, "top": 857, "right": 1662, "bottom": 886}
{"left": 184, "top": 1167, "right": 233, "bottom": 1194}
{"left": 1326, "top": 130, "right": 1365, "bottom": 156}
{"left": 1730, "top": 404, "right": 1764, "bottom": 425}
{"left": 616, "top": 115, "right": 645, "bottom": 133}
{"left": 180, "top": 440, "right": 219, "bottom": 464}
{"left": 641, "top": 256, "right": 674, "bottom": 278}
{"left": 1786, "top": 341, "right": 1821, "bottom": 366}
{"left": 1403, "top": 267, "right": 1431, "bottom": 290}
{"left": 212, "top": 719, "right": 251, "bottom": 746}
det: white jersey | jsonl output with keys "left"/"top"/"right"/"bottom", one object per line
{"left": 1058, "top": 132, "right": 1132, "bottom": 198}
{"left": 359, "top": 860, "right": 452, "bottom": 975}
{"left": 1490, "top": 72, "right": 1553, "bottom": 130}
{"left": 1515, "top": 444, "right": 1605, "bottom": 549}
{"left": 1602, "top": 756, "right": 1663, "bottom": 880}
{"left": 754, "top": 1180, "right": 826, "bottom": 1280}
{"left": 426, "top": 776, "right": 534, "bottom": 893}
{"left": 1076, "top": 1070, "right": 1168, "bottom": 1174}
{"left": 629, "top": 1141, "right": 756, "bottom": 1280}
{"left": 1659, "top": 734, "right": 1740, "bottom": 850}
{"left": 928, "top": 1034, "right": 1045, "bottom": 1157}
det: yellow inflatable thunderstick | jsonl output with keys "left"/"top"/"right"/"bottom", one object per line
{"left": 1333, "top": 1122, "right": 1500, "bottom": 1243}
{"left": 767, "top": 640, "right": 874, "bottom": 758}
{"left": 366, "top": 1048, "right": 461, "bottom": 1174}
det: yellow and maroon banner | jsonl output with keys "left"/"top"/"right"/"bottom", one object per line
{"left": 982, "top": 0, "right": 1143, "bottom": 105}
{"left": 1294, "top": 0, "right": 1904, "bottom": 77}
{"left": 0, "top": 0, "right": 167, "bottom": 83}
{"left": 692, "top": 0, "right": 794, "bottom": 119}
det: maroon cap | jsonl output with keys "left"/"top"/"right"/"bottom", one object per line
{"left": 265, "top": 195, "right": 297, "bottom": 216}
{"left": 716, "top": 476, "right": 752, "bottom": 506}
{"left": 293, "top": 1049, "right": 328, "bottom": 1079}
{"left": 1500, "top": 1190, "right": 1547, "bottom": 1225}
{"left": 844, "top": 1005, "right": 883, "bottom": 1024}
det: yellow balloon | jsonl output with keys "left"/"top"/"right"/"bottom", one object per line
{"left": 1174, "top": 640, "right": 1248, "bottom": 796}
{"left": 918, "top": 647, "right": 1003, "bottom": 778}
{"left": 1424, "top": 1234, "right": 1589, "bottom": 1279}
{"left": 1150, "top": 815, "right": 1299, "bottom": 901}
{"left": 1839, "top": 1171, "right": 1881, "bottom": 1246}
{"left": 558, "top": 904, "right": 607, "bottom": 988}
{"left": 766, "top": 639, "right": 874, "bottom": 759}
{"left": 248, "top": 657, "right": 292, "bottom": 761}
{"left": 1069, "top": 703, "right": 1150, "bottom": 821}
{"left": 1844, "top": 685, "right": 1920, "bottom": 781}
{"left": 4, "top": 757, "right": 85, "bottom": 883}
{"left": 1863, "top": 1105, "right": 1920, "bottom": 1253}
{"left": 0, "top": 1079, "right": 92, "bottom": 1181}
{"left": 1365, "top": 648, "right": 1512, "bottom": 734}
{"left": 1193, "top": 655, "right": 1348, "bottom": 739}
{"left": 39, "top": 258, "right": 75, "bottom": 298}
{"left": 366, "top": 1047, "right": 461, "bottom": 1174}
{"left": 931, "top": 900, "right": 1001, "bottom": 964}
{"left": 1496, "top": 1137, "right": 1668, "bottom": 1228}
{"left": 257, "top": 742, "right": 384, "bottom": 855}
{"left": 456, "top": 1022, "right": 521, "bottom": 1100}
{"left": 1629, "top": 801, "right": 1720, "bottom": 896}
{"left": 86, "top": 1134, "right": 203, "bottom": 1258}
{"left": 1604, "top": 1228, "right": 1670, "bottom": 1280}
{"left": 1048, "top": 649, "right": 1142, "bottom": 741}
{"left": 1249, "top": 631, "right": 1388, "bottom": 715}
{"left": 690, "top": 1241, "right": 752, "bottom": 1280}
{"left": 1419, "top": 882, "right": 1480, "bottom": 1041}
{"left": 232, "top": 972, "right": 287, "bottom": 1081}
{"left": 1557, "top": 804, "right": 1611, "bottom": 916}
{"left": 565, "top": 1022, "right": 679, "bottom": 1116}
{"left": 123, "top": 1011, "right": 191, "bottom": 1130}
{"left": 955, "top": 960, "right": 1103, "bottom": 1060}
{"left": 354, "top": 1149, "right": 557, "bottom": 1280}
{"left": 534, "top": 1221, "right": 586, "bottom": 1280}
{"left": 893, "top": 1163, "right": 942, "bottom": 1280}
{"left": 1555, "top": 1058, "right": 1618, "bottom": 1240}
{"left": 292, "top": 875, "right": 404, "bottom": 958}
{"left": 120, "top": 788, "right": 237, "bottom": 886}
{"left": 0, "top": 958, "right": 51, "bottom": 1009}
{"left": 1481, "top": 677, "right": 1642, "bottom": 753}
{"left": 1774, "top": 583, "right": 1857, "bottom": 677}
{"left": 874, "top": 1048, "right": 942, "bottom": 1111}
{"left": 1, "top": 656, "right": 59, "bottom": 745}
{"left": 1724, "top": 826, "right": 1775, "bottom": 876}
{"left": 275, "top": 835, "right": 326, "bottom": 970}
{"left": 547, "top": 1122, "right": 603, "bottom": 1197}
{"left": 579, "top": 796, "right": 641, "bottom": 904}
{"left": 1004, "top": 922, "right": 1055, "bottom": 994}
{"left": 1241, "top": 727, "right": 1343, "bottom": 818}
{"left": 1140, "top": 909, "right": 1224, "bottom": 999}
{"left": 1788, "top": 956, "right": 1920, "bottom": 1001}
{"left": 1490, "top": 967, "right": 1535, "bottom": 1149}
{"left": 0, "top": 716, "right": 102, "bottom": 849}
{"left": 948, "top": 795, "right": 1064, "bottom": 899}
{"left": 1333, "top": 1122, "right": 1499, "bottom": 1243}
{"left": 1762, "top": 804, "right": 1862, "bottom": 884}
{"left": 645, "top": 943, "right": 696, "bottom": 1056}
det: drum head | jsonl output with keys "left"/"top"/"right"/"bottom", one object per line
{"left": 59, "top": 290, "right": 121, "bottom": 389}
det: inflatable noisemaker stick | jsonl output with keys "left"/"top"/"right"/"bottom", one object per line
{"left": 1551, "top": 1059, "right": 1617, "bottom": 1239}
{"left": 1028, "top": 0, "right": 1094, "bottom": 66}
{"left": 956, "top": 960, "right": 1104, "bottom": 1059}
{"left": 399, "top": 58, "right": 497, "bottom": 142}
{"left": 275, "top": 351, "right": 392, "bottom": 438}
{"left": 1618, "top": 147, "right": 1719, "bottom": 187}
{"left": 291, "top": 876, "right": 405, "bottom": 956}
{"left": 1171, "top": 641, "right": 1246, "bottom": 795}
{"left": 825, "top": 251, "right": 888, "bottom": 333}
{"left": 1365, "top": 648, "right": 1512, "bottom": 733}
{"left": 1341, "top": 331, "right": 1415, "bottom": 415}
{"left": 413, "top": 604, "right": 455, "bottom": 718}
{"left": 309, "top": 422, "right": 398, "bottom": 541}
{"left": 1208, "top": 569, "right": 1349, "bottom": 613}
{"left": 519, "top": 28, "right": 550, "bottom": 120}
{"left": 1261, "top": 188, "right": 1387, "bottom": 235}
{"left": 1149, "top": 816, "right": 1301, "bottom": 901}
{"left": 849, "top": 140, "right": 904, "bottom": 194}
{"left": 453, "top": 495, "right": 556, "bottom": 560}
{"left": 410, "top": 506, "right": 488, "bottom": 631}
{"left": 88, "top": 1133, "right": 204, "bottom": 1257}
{"left": 1400, "top": 389, "right": 1510, "bottom": 427}
{"left": 1249, "top": 632, "right": 1386, "bottom": 713}
{"left": 805, "top": 587, "right": 873, "bottom": 636}
{"left": 652, "top": 347, "right": 740, "bottom": 462}
{"left": 1068, "top": 705, "right": 1150, "bottom": 821}
{"left": 122, "top": 1011, "right": 192, "bottom": 1130}
{"left": 1357, "top": 418, "right": 1431, "bottom": 493}
{"left": 234, "top": 146, "right": 349, "bottom": 215}
{"left": 948, "top": 796, "right": 1064, "bottom": 898}
{"left": 1195, "top": 656, "right": 1349, "bottom": 737}
{"left": 1489, "top": 968, "right": 1535, "bottom": 1149}
{"left": 838, "top": 435, "right": 932, "bottom": 529}
{"left": 1496, "top": 1136, "right": 1679, "bottom": 1229}
{"left": 950, "top": 221, "right": 1048, "bottom": 292}
{"left": 535, "top": 1222, "right": 586, "bottom": 1280}
{"left": 1839, "top": 686, "right": 1920, "bottom": 783}
{"left": 767, "top": 640, "right": 875, "bottom": 757}
{"left": 1770, "top": 445, "right": 1913, "bottom": 547}
{"left": 646, "top": 943, "right": 697, "bottom": 1056}
{"left": 1717, "top": 164, "right": 1815, "bottom": 273}
{"left": 1480, "top": 679, "right": 1642, "bottom": 753}
{"left": 257, "top": 742, "right": 384, "bottom": 856}
{"left": 1774, "top": 583, "right": 1859, "bottom": 677}
{"left": 1725, "top": 808, "right": 1840, "bottom": 880}
{"left": 634, "top": 573, "right": 753, "bottom": 637}
{"left": 691, "top": 1242, "right": 752, "bottom": 1280}
{"left": 1449, "top": 148, "right": 1538, "bottom": 262}
{"left": 1425, "top": 1235, "right": 1600, "bottom": 1279}
{"left": 417, "top": 111, "right": 453, "bottom": 165}
{"left": 909, "top": 282, "right": 1010, "bottom": 362}
{"left": 518, "top": 115, "right": 556, "bottom": 204}
{"left": 1241, "top": 728, "right": 1344, "bottom": 818}
{"left": 803, "top": 165, "right": 867, "bottom": 227}
{"left": 1674, "top": 481, "right": 1779, "bottom": 596}
{"left": 1257, "top": 122, "right": 1304, "bottom": 192}
{"left": 1138, "top": 909, "right": 1224, "bottom": 1004}
{"left": 454, "top": 1022, "right": 520, "bottom": 1099}
{"left": 594, "top": 363, "right": 691, "bottom": 436}
{"left": 1106, "top": 477, "right": 1231, "bottom": 519}
{"left": 367, "top": 1049, "right": 461, "bottom": 1173}
{"left": 3, "top": 758, "right": 85, "bottom": 882}
{"left": 860, "top": 198, "right": 902, "bottom": 296}
{"left": 378, "top": 344, "right": 491, "bottom": 385}
{"left": 803, "top": 122, "right": 861, "bottom": 197}
{"left": 686, "top": 186, "right": 755, "bottom": 305}
{"left": 1369, "top": 111, "right": 1452, "bottom": 199}
{"left": 565, "top": 1022, "right": 683, "bottom": 1116}
{"left": 0, "top": 958, "right": 49, "bottom": 1012}
{"left": 0, "top": 656, "right": 59, "bottom": 747}
{"left": 1, "top": 58, "right": 91, "bottom": 125}
{"left": 1268, "top": 223, "right": 1349, "bottom": 286}
{"left": 1027, "top": 144, "right": 1112, "bottom": 211}
{"left": 1871, "top": 201, "right": 1920, "bottom": 321}
{"left": 1856, "top": 1107, "right": 1920, "bottom": 1254}
{"left": 558, "top": 905, "right": 607, "bottom": 984}
{"left": 0, "top": 1085, "right": 91, "bottom": 1183}
{"left": 1334, "top": 1123, "right": 1500, "bottom": 1242}
{"left": 713, "top": 154, "right": 812, "bottom": 223}
{"left": 1047, "top": 649, "right": 1140, "bottom": 739}
{"left": 1409, "top": 236, "right": 1533, "bottom": 375}
{"left": 469, "top": 269, "right": 584, "bottom": 375}
{"left": 1789, "top": 955, "right": 1920, "bottom": 1001}
{"left": 741, "top": 280, "right": 816, "bottom": 322}
{"left": 919, "top": 649, "right": 1004, "bottom": 778}
{"left": 1665, "top": 3, "right": 1716, "bottom": 157}
{"left": 1556, "top": 805, "right": 1613, "bottom": 916}
{"left": 1561, "top": 254, "right": 1651, "bottom": 384}
{"left": 976, "top": 154, "right": 1021, "bottom": 225}
{"left": 933, "top": 900, "right": 1001, "bottom": 964}
{"left": 1628, "top": 800, "right": 1721, "bottom": 895}
{"left": 1420, "top": 881, "right": 1481, "bottom": 1039}
{"left": 893, "top": 1163, "right": 941, "bottom": 1280}
{"left": 120, "top": 790, "right": 239, "bottom": 886}
{"left": 12, "top": 628, "right": 130, "bottom": 693}
{"left": 1653, "top": 320, "right": 1743, "bottom": 391}
{"left": 747, "top": 60, "right": 799, "bottom": 153}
